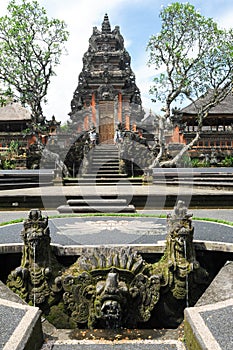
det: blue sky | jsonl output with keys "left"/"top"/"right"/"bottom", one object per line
{"left": 1, "top": 0, "right": 233, "bottom": 123}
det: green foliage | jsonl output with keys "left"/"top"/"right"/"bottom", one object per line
{"left": 221, "top": 156, "right": 233, "bottom": 167}
{"left": 1, "top": 159, "right": 16, "bottom": 169}
{"left": 177, "top": 154, "right": 192, "bottom": 167}
{"left": 0, "top": 0, "right": 69, "bottom": 121}
{"left": 191, "top": 158, "right": 210, "bottom": 168}
{"left": 147, "top": 2, "right": 233, "bottom": 167}
{"left": 60, "top": 122, "right": 69, "bottom": 132}
{"left": 147, "top": 2, "right": 233, "bottom": 121}
{"left": 0, "top": 86, "right": 14, "bottom": 106}
{"left": 191, "top": 158, "right": 200, "bottom": 168}
{"left": 8, "top": 140, "right": 19, "bottom": 154}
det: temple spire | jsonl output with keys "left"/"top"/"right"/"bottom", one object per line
{"left": 102, "top": 13, "right": 111, "bottom": 33}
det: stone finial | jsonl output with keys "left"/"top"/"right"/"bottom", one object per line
{"left": 102, "top": 13, "right": 111, "bottom": 33}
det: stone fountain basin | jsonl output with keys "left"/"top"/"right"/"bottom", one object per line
{"left": 0, "top": 217, "right": 232, "bottom": 350}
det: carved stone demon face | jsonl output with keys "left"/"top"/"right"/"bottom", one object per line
{"left": 60, "top": 247, "right": 161, "bottom": 329}
{"left": 174, "top": 226, "right": 189, "bottom": 253}
{"left": 93, "top": 271, "right": 128, "bottom": 329}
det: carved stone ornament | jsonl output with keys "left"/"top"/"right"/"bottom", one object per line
{"left": 58, "top": 247, "right": 161, "bottom": 329}
{"left": 7, "top": 209, "right": 63, "bottom": 313}
{"left": 69, "top": 14, "right": 144, "bottom": 124}
{"left": 7, "top": 202, "right": 209, "bottom": 329}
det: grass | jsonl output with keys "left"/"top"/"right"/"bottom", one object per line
{"left": 192, "top": 216, "right": 233, "bottom": 226}
{"left": 0, "top": 218, "right": 26, "bottom": 226}
{"left": 0, "top": 213, "right": 233, "bottom": 227}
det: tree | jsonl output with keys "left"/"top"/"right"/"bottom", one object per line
{"left": 147, "top": 2, "right": 233, "bottom": 167}
{"left": 0, "top": 0, "right": 69, "bottom": 124}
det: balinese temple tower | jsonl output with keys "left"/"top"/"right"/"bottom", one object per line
{"left": 69, "top": 14, "right": 144, "bottom": 143}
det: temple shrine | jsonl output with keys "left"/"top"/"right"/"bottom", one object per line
{"left": 170, "top": 91, "right": 233, "bottom": 159}
{"left": 68, "top": 14, "right": 145, "bottom": 143}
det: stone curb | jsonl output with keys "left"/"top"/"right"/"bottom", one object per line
{"left": 0, "top": 298, "right": 43, "bottom": 350}
{"left": 52, "top": 339, "right": 186, "bottom": 349}
{"left": 184, "top": 298, "right": 233, "bottom": 350}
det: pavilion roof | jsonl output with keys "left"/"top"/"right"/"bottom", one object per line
{"left": 0, "top": 102, "right": 31, "bottom": 121}
{"left": 181, "top": 91, "right": 233, "bottom": 115}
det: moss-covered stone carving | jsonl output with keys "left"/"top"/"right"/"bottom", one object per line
{"left": 148, "top": 200, "right": 209, "bottom": 328}
{"left": 58, "top": 247, "right": 161, "bottom": 329}
{"left": 7, "top": 202, "right": 209, "bottom": 329}
{"left": 7, "top": 209, "right": 63, "bottom": 313}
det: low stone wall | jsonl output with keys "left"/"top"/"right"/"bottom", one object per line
{"left": 0, "top": 281, "right": 43, "bottom": 350}
{"left": 184, "top": 261, "right": 233, "bottom": 350}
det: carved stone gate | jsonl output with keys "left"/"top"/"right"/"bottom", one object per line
{"left": 99, "top": 101, "right": 115, "bottom": 143}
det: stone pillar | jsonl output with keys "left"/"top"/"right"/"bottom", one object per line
{"left": 118, "top": 93, "right": 122, "bottom": 123}
{"left": 91, "top": 93, "right": 96, "bottom": 126}
{"left": 125, "top": 115, "right": 130, "bottom": 130}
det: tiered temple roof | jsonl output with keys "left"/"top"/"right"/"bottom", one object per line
{"left": 69, "top": 14, "right": 144, "bottom": 138}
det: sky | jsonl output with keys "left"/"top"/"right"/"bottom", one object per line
{"left": 1, "top": 0, "right": 233, "bottom": 124}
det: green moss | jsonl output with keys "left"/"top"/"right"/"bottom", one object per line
{"left": 184, "top": 318, "right": 203, "bottom": 350}
{"left": 46, "top": 303, "right": 76, "bottom": 329}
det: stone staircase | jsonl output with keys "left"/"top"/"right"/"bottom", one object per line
{"left": 64, "top": 144, "right": 142, "bottom": 186}
{"left": 59, "top": 144, "right": 138, "bottom": 213}
{"left": 57, "top": 197, "right": 136, "bottom": 213}
{"left": 0, "top": 169, "right": 54, "bottom": 190}
{"left": 152, "top": 167, "right": 233, "bottom": 189}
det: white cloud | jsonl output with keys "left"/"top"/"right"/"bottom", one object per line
{"left": 215, "top": 10, "right": 233, "bottom": 29}
{"left": 39, "top": 0, "right": 137, "bottom": 122}
{"left": 0, "top": 0, "right": 8, "bottom": 14}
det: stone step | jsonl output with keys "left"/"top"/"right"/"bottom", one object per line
{"left": 94, "top": 145, "right": 117, "bottom": 149}
{"left": 89, "top": 167, "right": 120, "bottom": 171}
{"left": 63, "top": 178, "right": 142, "bottom": 185}
{"left": 89, "top": 170, "right": 121, "bottom": 175}
{"left": 92, "top": 148, "right": 118, "bottom": 153}
{"left": 57, "top": 204, "right": 136, "bottom": 213}
{"left": 81, "top": 174, "right": 128, "bottom": 179}
{"left": 89, "top": 168, "right": 120, "bottom": 171}
{"left": 153, "top": 179, "right": 233, "bottom": 188}
{"left": 90, "top": 163, "right": 119, "bottom": 168}
{"left": 91, "top": 161, "right": 119, "bottom": 166}
{"left": 67, "top": 198, "right": 128, "bottom": 206}
{"left": 91, "top": 157, "right": 119, "bottom": 161}
{"left": 91, "top": 156, "right": 119, "bottom": 161}
{"left": 153, "top": 176, "right": 233, "bottom": 182}
{"left": 88, "top": 170, "right": 121, "bottom": 175}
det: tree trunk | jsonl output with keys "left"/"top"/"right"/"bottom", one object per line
{"left": 160, "top": 132, "right": 200, "bottom": 168}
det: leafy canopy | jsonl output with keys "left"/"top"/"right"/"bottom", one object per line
{"left": 0, "top": 0, "right": 69, "bottom": 121}
{"left": 147, "top": 2, "right": 233, "bottom": 119}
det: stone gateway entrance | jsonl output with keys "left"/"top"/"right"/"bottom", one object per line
{"left": 68, "top": 14, "right": 144, "bottom": 134}
{"left": 99, "top": 101, "right": 115, "bottom": 143}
